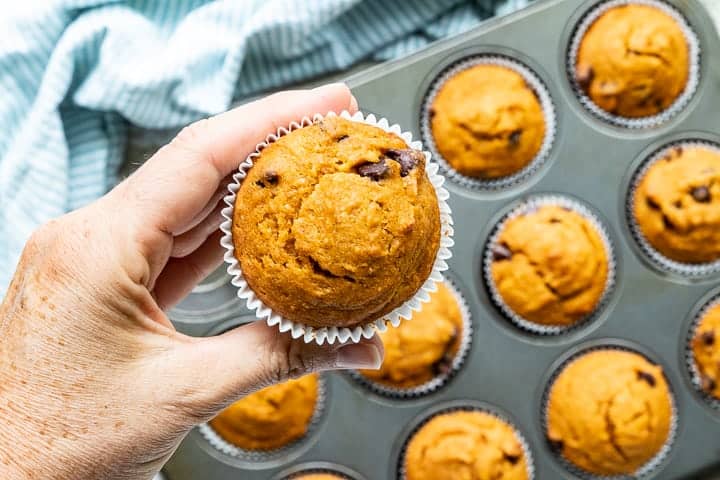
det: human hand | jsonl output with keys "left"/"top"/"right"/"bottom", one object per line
{"left": 0, "top": 83, "right": 383, "bottom": 480}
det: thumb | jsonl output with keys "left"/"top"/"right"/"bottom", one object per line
{"left": 167, "top": 321, "right": 383, "bottom": 420}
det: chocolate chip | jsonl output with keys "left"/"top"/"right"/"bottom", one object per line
{"left": 503, "top": 452, "right": 521, "bottom": 465}
{"left": 263, "top": 171, "right": 279, "bottom": 186}
{"left": 637, "top": 370, "right": 657, "bottom": 387}
{"left": 385, "top": 148, "right": 423, "bottom": 177}
{"left": 674, "top": 146, "right": 684, "bottom": 156}
{"left": 701, "top": 375, "right": 717, "bottom": 393}
{"left": 255, "top": 180, "right": 265, "bottom": 188}
{"left": 548, "top": 438, "right": 564, "bottom": 452}
{"left": 691, "top": 186, "right": 711, "bottom": 203}
{"left": 700, "top": 330, "right": 715, "bottom": 346}
{"left": 662, "top": 214, "right": 675, "bottom": 230}
{"left": 336, "top": 134, "right": 349, "bottom": 142}
{"left": 509, "top": 130, "right": 522, "bottom": 148}
{"left": 549, "top": 217, "right": 562, "bottom": 224}
{"left": 492, "top": 243, "right": 513, "bottom": 261}
{"left": 646, "top": 197, "right": 661, "bottom": 210}
{"left": 576, "top": 65, "right": 594, "bottom": 90}
{"left": 654, "top": 98, "right": 665, "bottom": 109}
{"left": 429, "top": 108, "right": 436, "bottom": 119}
{"left": 356, "top": 159, "right": 389, "bottom": 181}
{"left": 673, "top": 200, "right": 682, "bottom": 209}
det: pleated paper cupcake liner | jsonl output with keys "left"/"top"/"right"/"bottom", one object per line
{"left": 627, "top": 140, "right": 720, "bottom": 277}
{"left": 684, "top": 295, "right": 720, "bottom": 412}
{"left": 396, "top": 400, "right": 535, "bottom": 480}
{"left": 540, "top": 344, "right": 678, "bottom": 480}
{"left": 219, "top": 110, "right": 454, "bottom": 345}
{"left": 198, "top": 375, "right": 328, "bottom": 465}
{"left": 567, "top": 0, "right": 701, "bottom": 129}
{"left": 419, "top": 54, "right": 557, "bottom": 191}
{"left": 483, "top": 194, "right": 616, "bottom": 335}
{"left": 346, "top": 274, "right": 473, "bottom": 400}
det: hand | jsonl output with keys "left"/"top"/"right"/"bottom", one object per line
{"left": 0, "top": 83, "right": 383, "bottom": 480}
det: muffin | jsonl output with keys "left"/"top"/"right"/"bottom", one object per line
{"left": 546, "top": 350, "right": 673, "bottom": 476}
{"left": 633, "top": 145, "right": 720, "bottom": 264}
{"left": 292, "top": 475, "right": 344, "bottom": 480}
{"left": 490, "top": 204, "right": 609, "bottom": 327}
{"left": 209, "top": 374, "right": 318, "bottom": 451}
{"left": 430, "top": 63, "right": 546, "bottom": 179}
{"left": 232, "top": 116, "right": 441, "bottom": 329}
{"left": 575, "top": 3, "right": 689, "bottom": 118}
{"left": 359, "top": 281, "right": 464, "bottom": 389}
{"left": 404, "top": 410, "right": 529, "bottom": 480}
{"left": 692, "top": 302, "right": 720, "bottom": 399}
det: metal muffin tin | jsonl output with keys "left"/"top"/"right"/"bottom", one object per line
{"left": 164, "top": 0, "right": 720, "bottom": 478}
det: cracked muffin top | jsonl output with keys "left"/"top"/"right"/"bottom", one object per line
{"left": 546, "top": 350, "right": 673, "bottom": 476}
{"left": 633, "top": 146, "right": 720, "bottom": 264}
{"left": 490, "top": 205, "right": 609, "bottom": 327}
{"left": 359, "top": 281, "right": 463, "bottom": 389}
{"left": 233, "top": 116, "right": 441, "bottom": 329}
{"left": 430, "top": 64, "right": 546, "bottom": 179}
{"left": 575, "top": 3, "right": 689, "bottom": 118}
{"left": 209, "top": 374, "right": 318, "bottom": 451}
{"left": 404, "top": 410, "right": 529, "bottom": 480}
{"left": 692, "top": 303, "right": 720, "bottom": 400}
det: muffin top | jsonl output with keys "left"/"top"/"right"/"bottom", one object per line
{"left": 547, "top": 350, "right": 673, "bottom": 476}
{"left": 233, "top": 116, "right": 441, "bottom": 329}
{"left": 292, "top": 475, "right": 344, "bottom": 480}
{"left": 404, "top": 410, "right": 529, "bottom": 480}
{"left": 575, "top": 4, "right": 689, "bottom": 118}
{"left": 209, "top": 374, "right": 318, "bottom": 451}
{"left": 634, "top": 146, "right": 720, "bottom": 264}
{"left": 430, "top": 64, "right": 546, "bottom": 179}
{"left": 490, "top": 205, "right": 609, "bottom": 327}
{"left": 359, "top": 281, "right": 463, "bottom": 389}
{"left": 692, "top": 303, "right": 720, "bottom": 399}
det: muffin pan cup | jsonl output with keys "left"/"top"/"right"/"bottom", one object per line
{"left": 567, "top": 0, "right": 702, "bottom": 129}
{"left": 395, "top": 400, "right": 535, "bottom": 480}
{"left": 345, "top": 274, "right": 473, "bottom": 400}
{"left": 684, "top": 292, "right": 720, "bottom": 413}
{"left": 219, "top": 110, "right": 454, "bottom": 345}
{"left": 165, "top": 0, "right": 720, "bottom": 478}
{"left": 483, "top": 194, "right": 617, "bottom": 335}
{"left": 626, "top": 139, "right": 720, "bottom": 277}
{"left": 419, "top": 54, "right": 558, "bottom": 191}
{"left": 197, "top": 375, "right": 330, "bottom": 468}
{"left": 540, "top": 342, "right": 679, "bottom": 480}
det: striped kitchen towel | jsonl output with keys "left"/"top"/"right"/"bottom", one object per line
{"left": 0, "top": 0, "right": 530, "bottom": 294}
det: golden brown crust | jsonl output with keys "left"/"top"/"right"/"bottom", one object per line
{"left": 692, "top": 303, "right": 720, "bottom": 399}
{"left": 404, "top": 411, "right": 529, "bottom": 480}
{"left": 233, "top": 116, "right": 441, "bottom": 328}
{"left": 430, "top": 64, "right": 545, "bottom": 179}
{"left": 633, "top": 146, "right": 720, "bottom": 264}
{"left": 359, "top": 282, "right": 463, "bottom": 388}
{"left": 209, "top": 375, "right": 318, "bottom": 451}
{"left": 293, "top": 475, "right": 344, "bottom": 480}
{"left": 491, "top": 205, "right": 609, "bottom": 327}
{"left": 576, "top": 4, "right": 689, "bottom": 118}
{"left": 546, "top": 350, "right": 673, "bottom": 476}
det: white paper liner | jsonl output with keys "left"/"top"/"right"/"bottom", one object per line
{"left": 484, "top": 195, "right": 616, "bottom": 335}
{"left": 219, "top": 110, "right": 454, "bottom": 345}
{"left": 685, "top": 295, "right": 720, "bottom": 412}
{"left": 541, "top": 345, "right": 679, "bottom": 480}
{"left": 567, "top": 0, "right": 701, "bottom": 128}
{"left": 198, "top": 375, "right": 328, "bottom": 463}
{"left": 346, "top": 274, "right": 473, "bottom": 399}
{"left": 397, "top": 401, "right": 536, "bottom": 480}
{"left": 419, "top": 54, "right": 557, "bottom": 190}
{"left": 627, "top": 140, "right": 720, "bottom": 277}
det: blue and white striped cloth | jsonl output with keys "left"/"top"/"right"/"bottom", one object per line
{"left": 0, "top": 0, "right": 529, "bottom": 294}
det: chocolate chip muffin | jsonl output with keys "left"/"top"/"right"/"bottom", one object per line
{"left": 546, "top": 350, "right": 673, "bottom": 476}
{"left": 575, "top": 3, "right": 690, "bottom": 118}
{"left": 430, "top": 63, "right": 546, "bottom": 179}
{"left": 404, "top": 410, "right": 529, "bottom": 480}
{"left": 490, "top": 204, "right": 609, "bottom": 327}
{"left": 359, "top": 281, "right": 463, "bottom": 389}
{"left": 692, "top": 303, "right": 720, "bottom": 399}
{"left": 233, "top": 116, "right": 441, "bottom": 329}
{"left": 633, "top": 145, "right": 720, "bottom": 264}
{"left": 209, "top": 374, "right": 318, "bottom": 451}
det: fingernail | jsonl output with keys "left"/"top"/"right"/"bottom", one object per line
{"left": 335, "top": 343, "right": 383, "bottom": 370}
{"left": 349, "top": 94, "right": 359, "bottom": 113}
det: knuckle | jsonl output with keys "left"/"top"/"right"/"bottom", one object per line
{"left": 265, "top": 337, "right": 313, "bottom": 385}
